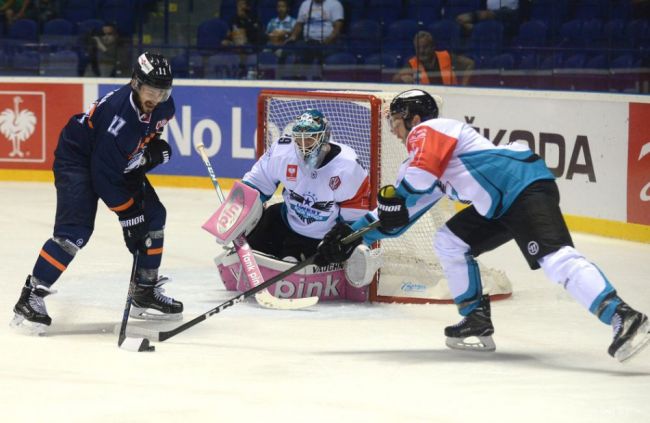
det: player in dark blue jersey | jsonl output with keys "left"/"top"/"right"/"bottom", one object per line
{"left": 11, "top": 52, "right": 183, "bottom": 334}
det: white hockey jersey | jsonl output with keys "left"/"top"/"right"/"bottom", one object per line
{"left": 353, "top": 118, "right": 554, "bottom": 243}
{"left": 243, "top": 139, "right": 370, "bottom": 239}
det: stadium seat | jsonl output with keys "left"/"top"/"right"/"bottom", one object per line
{"left": 469, "top": 20, "right": 504, "bottom": 63}
{"left": 342, "top": 0, "right": 366, "bottom": 22}
{"left": 529, "top": 0, "right": 569, "bottom": 36}
{"left": 11, "top": 51, "right": 40, "bottom": 75}
{"left": 77, "top": 19, "right": 105, "bottom": 36}
{"left": 561, "top": 53, "right": 587, "bottom": 69}
{"left": 585, "top": 54, "right": 607, "bottom": 69}
{"left": 603, "top": 19, "right": 626, "bottom": 48}
{"left": 98, "top": 0, "right": 136, "bottom": 35}
{"left": 347, "top": 19, "right": 382, "bottom": 55}
{"left": 196, "top": 18, "right": 229, "bottom": 53}
{"left": 8, "top": 19, "right": 39, "bottom": 42}
{"left": 41, "top": 50, "right": 79, "bottom": 76}
{"left": 42, "top": 18, "right": 78, "bottom": 51}
{"left": 513, "top": 20, "right": 548, "bottom": 54}
{"left": 205, "top": 53, "right": 242, "bottom": 79}
{"left": 572, "top": 0, "right": 607, "bottom": 20}
{"left": 366, "top": 0, "right": 404, "bottom": 27}
{"left": 426, "top": 19, "right": 462, "bottom": 51}
{"left": 43, "top": 18, "right": 76, "bottom": 35}
{"left": 61, "top": 0, "right": 98, "bottom": 24}
{"left": 556, "top": 19, "right": 584, "bottom": 51}
{"left": 383, "top": 19, "right": 420, "bottom": 52}
{"left": 486, "top": 53, "right": 515, "bottom": 70}
{"left": 625, "top": 19, "right": 649, "bottom": 48}
{"left": 406, "top": 0, "right": 442, "bottom": 24}
{"left": 444, "top": 0, "right": 481, "bottom": 19}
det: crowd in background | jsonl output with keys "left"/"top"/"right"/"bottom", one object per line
{"left": 0, "top": 1, "right": 649, "bottom": 92}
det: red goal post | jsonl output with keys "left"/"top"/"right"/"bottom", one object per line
{"left": 257, "top": 89, "right": 512, "bottom": 304}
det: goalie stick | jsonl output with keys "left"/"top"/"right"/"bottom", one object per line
{"left": 124, "top": 219, "right": 381, "bottom": 342}
{"left": 196, "top": 143, "right": 318, "bottom": 310}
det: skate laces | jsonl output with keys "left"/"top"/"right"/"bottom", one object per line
{"left": 28, "top": 285, "right": 55, "bottom": 314}
{"left": 153, "top": 277, "right": 174, "bottom": 305}
{"left": 611, "top": 313, "right": 623, "bottom": 337}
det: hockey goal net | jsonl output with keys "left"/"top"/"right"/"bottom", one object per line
{"left": 257, "top": 89, "right": 512, "bottom": 303}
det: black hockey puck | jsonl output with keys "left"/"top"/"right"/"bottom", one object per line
{"left": 138, "top": 338, "right": 155, "bottom": 352}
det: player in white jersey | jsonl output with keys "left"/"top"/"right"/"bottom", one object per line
{"left": 315, "top": 89, "right": 650, "bottom": 362}
{"left": 242, "top": 109, "right": 370, "bottom": 261}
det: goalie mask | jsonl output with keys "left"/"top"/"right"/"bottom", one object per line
{"left": 389, "top": 89, "right": 438, "bottom": 131}
{"left": 292, "top": 109, "right": 331, "bottom": 168}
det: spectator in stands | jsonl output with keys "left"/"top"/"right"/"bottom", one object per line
{"left": 79, "top": 23, "right": 129, "bottom": 77}
{"left": 221, "top": 0, "right": 263, "bottom": 50}
{"left": 455, "top": 0, "right": 520, "bottom": 39}
{"left": 266, "top": 0, "right": 296, "bottom": 48}
{"left": 285, "top": 0, "right": 344, "bottom": 68}
{"left": 27, "top": 0, "right": 59, "bottom": 27}
{"left": 4, "top": 0, "right": 31, "bottom": 25}
{"left": 0, "top": 0, "right": 15, "bottom": 32}
{"left": 392, "top": 31, "right": 475, "bottom": 86}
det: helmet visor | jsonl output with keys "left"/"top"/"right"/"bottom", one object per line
{"left": 139, "top": 83, "right": 172, "bottom": 103}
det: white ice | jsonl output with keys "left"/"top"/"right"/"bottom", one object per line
{"left": 1, "top": 182, "right": 649, "bottom": 423}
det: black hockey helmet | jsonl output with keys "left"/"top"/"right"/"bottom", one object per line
{"left": 389, "top": 89, "right": 438, "bottom": 129}
{"left": 132, "top": 52, "right": 173, "bottom": 101}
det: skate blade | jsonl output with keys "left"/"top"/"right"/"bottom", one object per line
{"left": 615, "top": 319, "right": 650, "bottom": 363}
{"left": 446, "top": 335, "right": 496, "bottom": 352}
{"left": 130, "top": 307, "right": 182, "bottom": 321}
{"left": 9, "top": 314, "right": 48, "bottom": 336}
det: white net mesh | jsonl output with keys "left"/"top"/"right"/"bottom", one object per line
{"left": 259, "top": 90, "right": 512, "bottom": 302}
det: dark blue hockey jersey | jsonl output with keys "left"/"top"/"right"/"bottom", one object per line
{"left": 54, "top": 84, "right": 175, "bottom": 212}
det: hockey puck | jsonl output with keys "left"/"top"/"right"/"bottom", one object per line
{"left": 138, "top": 338, "right": 156, "bottom": 352}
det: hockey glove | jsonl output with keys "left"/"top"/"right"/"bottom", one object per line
{"left": 118, "top": 208, "right": 151, "bottom": 254}
{"left": 142, "top": 137, "right": 172, "bottom": 172}
{"left": 377, "top": 185, "right": 409, "bottom": 230}
{"left": 314, "top": 222, "right": 362, "bottom": 267}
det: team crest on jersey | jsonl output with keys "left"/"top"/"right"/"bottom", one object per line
{"left": 329, "top": 176, "right": 341, "bottom": 190}
{"left": 155, "top": 119, "right": 168, "bottom": 131}
{"left": 286, "top": 164, "right": 298, "bottom": 181}
{"left": 288, "top": 190, "right": 334, "bottom": 224}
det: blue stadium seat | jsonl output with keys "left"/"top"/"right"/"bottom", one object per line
{"left": 603, "top": 19, "right": 626, "bottom": 48}
{"left": 469, "top": 20, "right": 504, "bottom": 62}
{"left": 611, "top": 54, "right": 639, "bottom": 69}
{"left": 366, "top": 0, "right": 404, "bottom": 27}
{"left": 513, "top": 20, "right": 548, "bottom": 53}
{"left": 529, "top": 0, "right": 569, "bottom": 36}
{"left": 342, "top": 0, "right": 366, "bottom": 22}
{"left": 444, "top": 0, "right": 481, "bottom": 19}
{"left": 43, "top": 18, "right": 76, "bottom": 35}
{"left": 77, "top": 19, "right": 105, "bottom": 36}
{"left": 363, "top": 51, "right": 402, "bottom": 68}
{"left": 205, "top": 53, "right": 242, "bottom": 79}
{"left": 98, "top": 0, "right": 136, "bottom": 35}
{"left": 625, "top": 19, "right": 649, "bottom": 48}
{"left": 347, "top": 19, "right": 382, "bottom": 55}
{"left": 383, "top": 19, "right": 420, "bottom": 51}
{"left": 561, "top": 53, "right": 587, "bottom": 69}
{"left": 41, "top": 50, "right": 79, "bottom": 76}
{"left": 11, "top": 51, "right": 40, "bottom": 75}
{"left": 406, "top": 0, "right": 442, "bottom": 24}
{"left": 196, "top": 18, "right": 229, "bottom": 52}
{"left": 258, "top": 0, "right": 278, "bottom": 28}
{"left": 572, "top": 0, "right": 607, "bottom": 20}
{"left": 581, "top": 18, "right": 603, "bottom": 45}
{"left": 8, "top": 19, "right": 39, "bottom": 42}
{"left": 585, "top": 54, "right": 607, "bottom": 69}
{"left": 426, "top": 19, "right": 462, "bottom": 50}
{"left": 61, "top": 0, "right": 98, "bottom": 24}
{"left": 556, "top": 19, "right": 584, "bottom": 50}
{"left": 323, "top": 51, "right": 357, "bottom": 65}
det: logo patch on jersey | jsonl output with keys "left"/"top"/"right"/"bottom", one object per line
{"left": 278, "top": 136, "right": 291, "bottom": 144}
{"left": 329, "top": 176, "right": 341, "bottom": 190}
{"left": 155, "top": 119, "right": 168, "bottom": 131}
{"left": 286, "top": 164, "right": 298, "bottom": 181}
{"left": 527, "top": 241, "right": 539, "bottom": 256}
{"left": 288, "top": 190, "right": 334, "bottom": 224}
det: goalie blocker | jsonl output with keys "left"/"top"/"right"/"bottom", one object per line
{"left": 214, "top": 244, "right": 382, "bottom": 302}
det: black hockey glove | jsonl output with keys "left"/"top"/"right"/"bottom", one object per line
{"left": 118, "top": 208, "right": 151, "bottom": 254}
{"left": 314, "top": 222, "right": 362, "bottom": 267}
{"left": 377, "top": 185, "right": 409, "bottom": 230}
{"left": 142, "top": 137, "right": 172, "bottom": 172}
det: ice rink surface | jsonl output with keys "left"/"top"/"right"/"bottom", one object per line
{"left": 1, "top": 181, "right": 649, "bottom": 423}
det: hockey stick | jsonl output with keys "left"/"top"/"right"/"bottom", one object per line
{"left": 118, "top": 251, "right": 155, "bottom": 352}
{"left": 196, "top": 143, "right": 318, "bottom": 310}
{"left": 125, "top": 220, "right": 381, "bottom": 342}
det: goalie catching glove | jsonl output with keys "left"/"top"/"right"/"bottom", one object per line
{"left": 314, "top": 222, "right": 363, "bottom": 267}
{"left": 377, "top": 185, "right": 409, "bottom": 230}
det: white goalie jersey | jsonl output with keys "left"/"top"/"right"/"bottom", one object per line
{"left": 242, "top": 138, "right": 371, "bottom": 239}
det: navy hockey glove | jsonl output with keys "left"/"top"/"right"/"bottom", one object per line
{"left": 377, "top": 185, "right": 409, "bottom": 230}
{"left": 142, "top": 137, "right": 172, "bottom": 172}
{"left": 314, "top": 222, "right": 362, "bottom": 267}
{"left": 118, "top": 208, "right": 151, "bottom": 254}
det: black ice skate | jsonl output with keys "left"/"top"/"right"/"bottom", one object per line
{"left": 445, "top": 294, "right": 496, "bottom": 352}
{"left": 608, "top": 303, "right": 650, "bottom": 363}
{"left": 10, "top": 276, "right": 56, "bottom": 335}
{"left": 130, "top": 276, "right": 183, "bottom": 321}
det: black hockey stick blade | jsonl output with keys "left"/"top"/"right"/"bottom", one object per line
{"left": 129, "top": 220, "right": 382, "bottom": 343}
